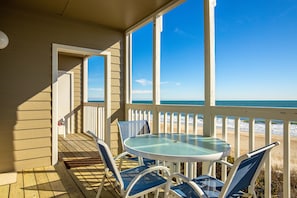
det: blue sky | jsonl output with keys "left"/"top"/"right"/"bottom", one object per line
{"left": 88, "top": 0, "right": 297, "bottom": 101}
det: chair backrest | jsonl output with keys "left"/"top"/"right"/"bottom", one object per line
{"left": 86, "top": 130, "right": 98, "bottom": 142}
{"left": 220, "top": 141, "right": 280, "bottom": 197}
{"left": 117, "top": 120, "right": 151, "bottom": 149}
{"left": 96, "top": 139, "right": 123, "bottom": 187}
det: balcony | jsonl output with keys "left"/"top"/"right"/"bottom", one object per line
{"left": 84, "top": 102, "right": 297, "bottom": 197}
{"left": 1, "top": 1, "right": 296, "bottom": 197}
{"left": 0, "top": 133, "right": 140, "bottom": 197}
{"left": 1, "top": 102, "right": 296, "bottom": 197}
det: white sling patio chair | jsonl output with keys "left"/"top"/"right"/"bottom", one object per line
{"left": 117, "top": 120, "right": 155, "bottom": 166}
{"left": 164, "top": 141, "right": 280, "bottom": 198}
{"left": 96, "top": 138, "right": 170, "bottom": 198}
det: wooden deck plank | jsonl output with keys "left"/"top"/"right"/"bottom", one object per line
{"left": 44, "top": 166, "right": 70, "bottom": 197}
{"left": 0, "top": 184, "right": 9, "bottom": 197}
{"left": 61, "top": 134, "right": 100, "bottom": 195}
{"left": 59, "top": 134, "right": 102, "bottom": 196}
{"left": 54, "top": 162, "right": 86, "bottom": 198}
{"left": 34, "top": 167, "right": 55, "bottom": 197}
{"left": 9, "top": 171, "right": 24, "bottom": 198}
{"left": 1, "top": 133, "right": 133, "bottom": 198}
{"left": 23, "top": 168, "right": 40, "bottom": 198}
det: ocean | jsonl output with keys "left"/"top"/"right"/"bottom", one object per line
{"left": 89, "top": 100, "right": 297, "bottom": 136}
{"left": 132, "top": 100, "right": 297, "bottom": 108}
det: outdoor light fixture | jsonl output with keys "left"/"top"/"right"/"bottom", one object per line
{"left": 0, "top": 30, "right": 9, "bottom": 49}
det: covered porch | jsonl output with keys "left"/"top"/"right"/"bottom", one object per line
{"left": 1, "top": 0, "right": 296, "bottom": 197}
{"left": 1, "top": 130, "right": 295, "bottom": 197}
{"left": 0, "top": 133, "right": 137, "bottom": 197}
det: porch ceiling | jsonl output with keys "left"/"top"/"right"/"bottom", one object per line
{"left": 3, "top": 0, "right": 182, "bottom": 31}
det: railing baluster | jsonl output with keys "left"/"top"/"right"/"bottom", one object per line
{"left": 177, "top": 113, "right": 182, "bottom": 133}
{"left": 83, "top": 103, "right": 105, "bottom": 141}
{"left": 249, "top": 118, "right": 255, "bottom": 152}
{"left": 123, "top": 103, "right": 296, "bottom": 197}
{"left": 185, "top": 113, "right": 189, "bottom": 134}
{"left": 283, "top": 120, "right": 291, "bottom": 198}
{"left": 235, "top": 117, "right": 240, "bottom": 159}
{"left": 164, "top": 112, "right": 168, "bottom": 133}
{"left": 221, "top": 116, "right": 228, "bottom": 181}
{"left": 265, "top": 119, "right": 272, "bottom": 198}
{"left": 194, "top": 114, "right": 198, "bottom": 135}
{"left": 170, "top": 112, "right": 174, "bottom": 133}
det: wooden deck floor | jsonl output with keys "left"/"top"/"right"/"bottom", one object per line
{"left": 0, "top": 133, "right": 134, "bottom": 198}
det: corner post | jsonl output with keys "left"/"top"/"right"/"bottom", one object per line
{"left": 203, "top": 0, "right": 216, "bottom": 137}
{"left": 203, "top": 0, "right": 216, "bottom": 175}
{"left": 152, "top": 15, "right": 162, "bottom": 134}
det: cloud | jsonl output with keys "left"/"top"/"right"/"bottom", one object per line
{"left": 278, "top": 6, "right": 297, "bottom": 18}
{"left": 174, "top": 28, "right": 196, "bottom": 39}
{"left": 132, "top": 90, "right": 152, "bottom": 94}
{"left": 88, "top": 87, "right": 104, "bottom": 99}
{"left": 89, "top": 87, "right": 104, "bottom": 92}
{"left": 135, "top": 79, "right": 152, "bottom": 86}
{"left": 175, "top": 82, "right": 181, "bottom": 86}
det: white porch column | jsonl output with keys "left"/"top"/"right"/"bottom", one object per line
{"left": 103, "top": 51, "right": 111, "bottom": 146}
{"left": 152, "top": 15, "right": 162, "bottom": 134}
{"left": 125, "top": 33, "right": 133, "bottom": 119}
{"left": 126, "top": 33, "right": 133, "bottom": 105}
{"left": 203, "top": 0, "right": 216, "bottom": 137}
{"left": 83, "top": 58, "right": 88, "bottom": 103}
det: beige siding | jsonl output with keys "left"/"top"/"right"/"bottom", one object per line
{"left": 14, "top": 128, "right": 50, "bottom": 140}
{"left": 0, "top": 5, "right": 123, "bottom": 172}
{"left": 107, "top": 42, "right": 124, "bottom": 155}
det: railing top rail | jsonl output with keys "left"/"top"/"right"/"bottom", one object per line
{"left": 211, "top": 106, "right": 297, "bottom": 120}
{"left": 84, "top": 102, "right": 105, "bottom": 107}
{"left": 127, "top": 103, "right": 297, "bottom": 121}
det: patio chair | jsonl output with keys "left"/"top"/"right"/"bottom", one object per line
{"left": 164, "top": 141, "right": 280, "bottom": 198}
{"left": 96, "top": 138, "right": 170, "bottom": 198}
{"left": 117, "top": 120, "right": 155, "bottom": 167}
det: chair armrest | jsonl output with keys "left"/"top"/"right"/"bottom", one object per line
{"left": 187, "top": 181, "right": 208, "bottom": 198}
{"left": 126, "top": 165, "right": 171, "bottom": 195}
{"left": 164, "top": 173, "right": 191, "bottom": 198}
{"left": 114, "top": 151, "right": 131, "bottom": 161}
{"left": 207, "top": 160, "right": 233, "bottom": 175}
{"left": 169, "top": 173, "right": 191, "bottom": 184}
{"left": 216, "top": 160, "right": 233, "bottom": 167}
{"left": 164, "top": 173, "right": 207, "bottom": 198}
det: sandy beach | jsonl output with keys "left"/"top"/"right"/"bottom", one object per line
{"left": 159, "top": 122, "right": 297, "bottom": 170}
{"left": 215, "top": 129, "right": 297, "bottom": 170}
{"left": 156, "top": 120, "right": 297, "bottom": 171}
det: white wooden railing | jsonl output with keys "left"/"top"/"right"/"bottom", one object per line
{"left": 83, "top": 102, "right": 297, "bottom": 197}
{"left": 126, "top": 103, "right": 297, "bottom": 198}
{"left": 83, "top": 102, "right": 105, "bottom": 140}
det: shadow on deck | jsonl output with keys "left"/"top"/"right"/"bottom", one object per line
{"left": 0, "top": 133, "right": 131, "bottom": 198}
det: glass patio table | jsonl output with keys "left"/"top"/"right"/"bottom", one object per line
{"left": 124, "top": 133, "right": 231, "bottom": 163}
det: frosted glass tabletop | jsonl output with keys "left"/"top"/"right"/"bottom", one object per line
{"left": 124, "top": 133, "right": 231, "bottom": 162}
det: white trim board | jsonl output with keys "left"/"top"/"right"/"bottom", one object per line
{"left": 51, "top": 43, "right": 111, "bottom": 165}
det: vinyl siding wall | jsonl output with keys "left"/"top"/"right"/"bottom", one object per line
{"left": 0, "top": 5, "right": 124, "bottom": 172}
{"left": 108, "top": 42, "right": 125, "bottom": 155}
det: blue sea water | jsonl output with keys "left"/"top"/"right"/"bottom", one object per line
{"left": 132, "top": 100, "right": 297, "bottom": 108}
{"left": 90, "top": 99, "right": 297, "bottom": 108}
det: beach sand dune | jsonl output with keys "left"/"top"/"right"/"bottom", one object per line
{"left": 158, "top": 123, "right": 297, "bottom": 170}
{"left": 215, "top": 130, "right": 297, "bottom": 170}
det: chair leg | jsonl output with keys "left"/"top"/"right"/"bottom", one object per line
{"left": 119, "top": 158, "right": 123, "bottom": 171}
{"left": 96, "top": 176, "right": 106, "bottom": 198}
{"left": 153, "top": 189, "right": 160, "bottom": 198}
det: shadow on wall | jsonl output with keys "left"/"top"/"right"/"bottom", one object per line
{"left": 0, "top": 3, "right": 122, "bottom": 172}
